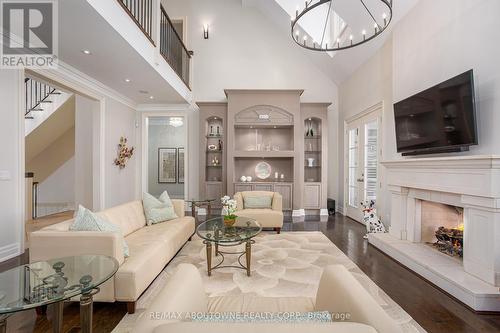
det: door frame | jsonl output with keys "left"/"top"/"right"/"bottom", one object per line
{"left": 343, "top": 102, "right": 383, "bottom": 223}
{"left": 140, "top": 110, "right": 189, "bottom": 200}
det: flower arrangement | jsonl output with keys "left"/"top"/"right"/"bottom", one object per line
{"left": 221, "top": 195, "right": 237, "bottom": 226}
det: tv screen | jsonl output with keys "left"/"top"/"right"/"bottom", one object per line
{"left": 394, "top": 70, "right": 477, "bottom": 155}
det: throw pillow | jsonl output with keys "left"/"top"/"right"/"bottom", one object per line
{"left": 244, "top": 195, "right": 273, "bottom": 209}
{"left": 70, "top": 205, "right": 130, "bottom": 257}
{"left": 143, "top": 191, "right": 178, "bottom": 226}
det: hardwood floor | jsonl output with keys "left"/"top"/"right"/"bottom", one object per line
{"left": 2, "top": 214, "right": 500, "bottom": 332}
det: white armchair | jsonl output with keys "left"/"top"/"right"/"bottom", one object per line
{"left": 234, "top": 191, "right": 284, "bottom": 233}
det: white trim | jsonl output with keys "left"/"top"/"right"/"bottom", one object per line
{"left": 320, "top": 208, "right": 329, "bottom": 216}
{"left": 292, "top": 209, "right": 305, "bottom": 217}
{"left": 136, "top": 104, "right": 192, "bottom": 112}
{"left": 31, "top": 60, "right": 137, "bottom": 109}
{"left": 17, "top": 70, "right": 26, "bottom": 252}
{"left": 141, "top": 110, "right": 191, "bottom": 200}
{"left": 345, "top": 101, "right": 383, "bottom": 123}
{"left": 0, "top": 243, "right": 21, "bottom": 262}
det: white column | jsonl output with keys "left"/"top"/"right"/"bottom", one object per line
{"left": 0, "top": 69, "right": 24, "bottom": 261}
{"left": 388, "top": 185, "right": 409, "bottom": 240}
{"left": 462, "top": 195, "right": 500, "bottom": 286}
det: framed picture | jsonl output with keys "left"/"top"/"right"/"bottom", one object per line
{"left": 158, "top": 148, "right": 177, "bottom": 183}
{"left": 178, "top": 148, "right": 184, "bottom": 184}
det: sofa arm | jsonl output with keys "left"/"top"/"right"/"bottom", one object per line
{"left": 30, "top": 230, "right": 125, "bottom": 264}
{"left": 315, "top": 265, "right": 401, "bottom": 333}
{"left": 234, "top": 192, "right": 244, "bottom": 210}
{"left": 133, "top": 264, "right": 207, "bottom": 333}
{"left": 171, "top": 199, "right": 185, "bottom": 218}
{"left": 272, "top": 192, "right": 283, "bottom": 211}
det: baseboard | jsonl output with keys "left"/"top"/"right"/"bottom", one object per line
{"left": 0, "top": 243, "right": 21, "bottom": 262}
{"left": 292, "top": 209, "right": 305, "bottom": 217}
{"left": 320, "top": 209, "right": 328, "bottom": 216}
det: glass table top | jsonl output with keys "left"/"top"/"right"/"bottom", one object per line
{"left": 196, "top": 216, "right": 262, "bottom": 243}
{"left": 0, "top": 255, "right": 119, "bottom": 314}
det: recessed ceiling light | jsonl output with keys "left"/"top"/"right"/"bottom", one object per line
{"left": 82, "top": 50, "right": 91, "bottom": 55}
{"left": 125, "top": 78, "right": 131, "bottom": 83}
{"left": 149, "top": 96, "right": 154, "bottom": 99}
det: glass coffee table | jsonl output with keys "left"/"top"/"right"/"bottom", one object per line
{"left": 0, "top": 255, "right": 119, "bottom": 333}
{"left": 197, "top": 216, "right": 261, "bottom": 277}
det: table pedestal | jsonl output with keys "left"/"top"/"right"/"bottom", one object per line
{"left": 204, "top": 240, "right": 254, "bottom": 277}
{"left": 0, "top": 315, "right": 7, "bottom": 333}
{"left": 80, "top": 288, "right": 99, "bottom": 333}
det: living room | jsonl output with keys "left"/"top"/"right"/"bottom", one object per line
{"left": 0, "top": 0, "right": 499, "bottom": 332}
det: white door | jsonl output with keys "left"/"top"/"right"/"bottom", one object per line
{"left": 345, "top": 112, "right": 380, "bottom": 222}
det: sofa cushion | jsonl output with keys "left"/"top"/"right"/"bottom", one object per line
{"left": 236, "top": 209, "right": 283, "bottom": 228}
{"left": 153, "top": 322, "right": 377, "bottom": 333}
{"left": 98, "top": 200, "right": 146, "bottom": 237}
{"left": 208, "top": 295, "right": 314, "bottom": 313}
{"left": 114, "top": 216, "right": 195, "bottom": 301}
{"left": 243, "top": 195, "right": 273, "bottom": 209}
{"left": 70, "top": 205, "right": 129, "bottom": 257}
{"left": 143, "top": 192, "right": 178, "bottom": 226}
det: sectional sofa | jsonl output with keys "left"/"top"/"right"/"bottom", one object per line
{"left": 29, "top": 199, "right": 195, "bottom": 314}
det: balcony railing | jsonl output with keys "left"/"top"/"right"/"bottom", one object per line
{"left": 117, "top": 0, "right": 155, "bottom": 45}
{"left": 160, "top": 4, "right": 191, "bottom": 88}
{"left": 116, "top": 0, "right": 192, "bottom": 89}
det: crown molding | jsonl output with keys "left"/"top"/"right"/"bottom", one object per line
{"left": 30, "top": 60, "right": 137, "bottom": 109}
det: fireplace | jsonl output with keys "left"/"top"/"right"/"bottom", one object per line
{"left": 420, "top": 201, "right": 464, "bottom": 257}
{"left": 372, "top": 156, "right": 500, "bottom": 311}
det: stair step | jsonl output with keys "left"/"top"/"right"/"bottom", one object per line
{"left": 30, "top": 109, "right": 43, "bottom": 111}
{"left": 25, "top": 116, "right": 34, "bottom": 119}
{"left": 40, "top": 100, "right": 53, "bottom": 103}
{"left": 49, "top": 92, "right": 61, "bottom": 95}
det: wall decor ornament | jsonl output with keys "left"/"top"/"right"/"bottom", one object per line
{"left": 255, "top": 162, "right": 272, "bottom": 180}
{"left": 114, "top": 137, "right": 134, "bottom": 169}
{"left": 158, "top": 148, "right": 177, "bottom": 183}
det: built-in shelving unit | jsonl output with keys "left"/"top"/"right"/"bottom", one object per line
{"left": 304, "top": 118, "right": 322, "bottom": 183}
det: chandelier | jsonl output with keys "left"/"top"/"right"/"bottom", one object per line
{"left": 291, "top": 0, "right": 393, "bottom": 52}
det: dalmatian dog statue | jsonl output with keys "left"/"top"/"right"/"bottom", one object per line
{"left": 361, "top": 200, "right": 386, "bottom": 239}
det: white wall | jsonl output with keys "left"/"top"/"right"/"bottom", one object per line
{"left": 393, "top": 0, "right": 500, "bottom": 156}
{"left": 37, "top": 157, "right": 75, "bottom": 215}
{"left": 0, "top": 69, "right": 24, "bottom": 261}
{"left": 164, "top": 0, "right": 338, "bottom": 103}
{"left": 104, "top": 98, "right": 138, "bottom": 208}
{"left": 338, "top": 0, "right": 500, "bottom": 225}
{"left": 75, "top": 95, "right": 96, "bottom": 209}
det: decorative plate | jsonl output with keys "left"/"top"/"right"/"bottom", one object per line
{"left": 208, "top": 144, "right": 217, "bottom": 151}
{"left": 255, "top": 162, "right": 272, "bottom": 179}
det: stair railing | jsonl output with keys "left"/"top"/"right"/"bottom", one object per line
{"left": 25, "top": 78, "right": 59, "bottom": 119}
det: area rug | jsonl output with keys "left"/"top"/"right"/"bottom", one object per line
{"left": 112, "top": 231, "right": 426, "bottom": 332}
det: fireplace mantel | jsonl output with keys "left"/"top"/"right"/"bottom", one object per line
{"left": 370, "top": 155, "right": 500, "bottom": 311}
{"left": 381, "top": 155, "right": 500, "bottom": 198}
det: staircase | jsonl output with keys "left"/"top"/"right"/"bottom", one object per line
{"left": 24, "top": 77, "right": 72, "bottom": 136}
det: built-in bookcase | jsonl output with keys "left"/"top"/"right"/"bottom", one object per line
{"left": 304, "top": 118, "right": 322, "bottom": 183}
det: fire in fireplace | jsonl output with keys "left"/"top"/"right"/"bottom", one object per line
{"left": 433, "top": 224, "right": 463, "bottom": 257}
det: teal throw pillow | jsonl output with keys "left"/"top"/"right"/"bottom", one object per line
{"left": 70, "top": 205, "right": 129, "bottom": 257}
{"left": 143, "top": 191, "right": 178, "bottom": 226}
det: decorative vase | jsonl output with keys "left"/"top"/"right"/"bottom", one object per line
{"left": 307, "top": 158, "right": 315, "bottom": 167}
{"left": 240, "top": 176, "right": 247, "bottom": 182}
{"left": 224, "top": 216, "right": 236, "bottom": 227}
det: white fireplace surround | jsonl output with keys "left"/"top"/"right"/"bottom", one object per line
{"left": 370, "top": 155, "right": 500, "bottom": 311}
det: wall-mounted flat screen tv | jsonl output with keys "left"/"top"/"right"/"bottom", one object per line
{"left": 394, "top": 70, "right": 477, "bottom": 156}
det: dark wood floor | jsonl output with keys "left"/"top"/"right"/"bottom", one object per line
{"left": 2, "top": 214, "right": 500, "bottom": 332}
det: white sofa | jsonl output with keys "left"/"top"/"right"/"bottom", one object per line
{"left": 29, "top": 199, "right": 195, "bottom": 314}
{"left": 133, "top": 264, "right": 402, "bottom": 333}
{"left": 234, "top": 191, "right": 284, "bottom": 233}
